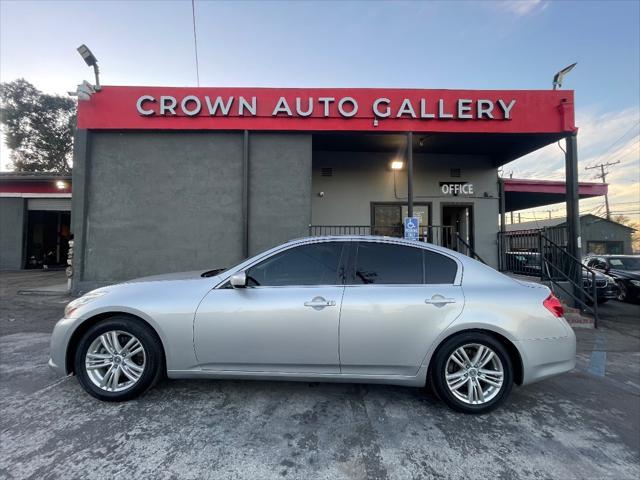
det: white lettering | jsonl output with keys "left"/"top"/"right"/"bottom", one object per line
{"left": 396, "top": 98, "right": 417, "bottom": 118}
{"left": 272, "top": 97, "right": 293, "bottom": 116}
{"left": 205, "top": 96, "right": 234, "bottom": 116}
{"left": 477, "top": 99, "right": 494, "bottom": 119}
{"left": 457, "top": 99, "right": 472, "bottom": 119}
{"left": 296, "top": 97, "right": 313, "bottom": 117}
{"left": 438, "top": 99, "right": 453, "bottom": 119}
{"left": 338, "top": 97, "right": 358, "bottom": 117}
{"left": 373, "top": 98, "right": 391, "bottom": 118}
{"left": 181, "top": 95, "right": 202, "bottom": 116}
{"left": 239, "top": 96, "right": 256, "bottom": 116}
{"left": 136, "top": 95, "right": 155, "bottom": 116}
{"left": 318, "top": 97, "right": 335, "bottom": 117}
{"left": 498, "top": 99, "right": 516, "bottom": 119}
{"left": 159, "top": 96, "right": 177, "bottom": 115}
{"left": 420, "top": 99, "right": 434, "bottom": 119}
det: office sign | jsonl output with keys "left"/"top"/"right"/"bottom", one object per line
{"left": 441, "top": 182, "right": 474, "bottom": 196}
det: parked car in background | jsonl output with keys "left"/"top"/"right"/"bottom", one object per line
{"left": 582, "top": 269, "right": 619, "bottom": 304}
{"left": 50, "top": 236, "right": 576, "bottom": 414}
{"left": 583, "top": 255, "right": 640, "bottom": 303}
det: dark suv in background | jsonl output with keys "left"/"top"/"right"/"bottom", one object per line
{"left": 583, "top": 255, "right": 640, "bottom": 303}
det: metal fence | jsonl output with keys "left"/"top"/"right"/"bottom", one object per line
{"left": 308, "top": 225, "right": 486, "bottom": 263}
{"left": 308, "top": 224, "right": 453, "bottom": 244}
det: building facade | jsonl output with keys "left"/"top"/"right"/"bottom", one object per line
{"left": 69, "top": 86, "right": 580, "bottom": 292}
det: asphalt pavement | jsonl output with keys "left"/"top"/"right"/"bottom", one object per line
{"left": 1, "top": 270, "right": 639, "bottom": 480}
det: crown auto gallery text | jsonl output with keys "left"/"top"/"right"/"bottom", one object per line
{"left": 135, "top": 95, "right": 517, "bottom": 120}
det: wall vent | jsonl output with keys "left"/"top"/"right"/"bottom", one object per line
{"left": 321, "top": 167, "right": 333, "bottom": 177}
{"left": 450, "top": 168, "right": 461, "bottom": 178}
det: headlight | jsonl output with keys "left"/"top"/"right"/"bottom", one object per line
{"left": 605, "top": 275, "right": 616, "bottom": 285}
{"left": 630, "top": 280, "right": 640, "bottom": 287}
{"left": 64, "top": 290, "right": 108, "bottom": 318}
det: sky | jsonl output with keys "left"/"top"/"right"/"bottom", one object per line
{"left": 1, "top": 0, "right": 639, "bottom": 223}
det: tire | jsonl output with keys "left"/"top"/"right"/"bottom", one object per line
{"left": 74, "top": 316, "right": 164, "bottom": 401}
{"left": 617, "top": 282, "right": 628, "bottom": 302}
{"left": 431, "top": 332, "right": 513, "bottom": 414}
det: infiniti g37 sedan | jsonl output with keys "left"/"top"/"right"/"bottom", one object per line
{"left": 50, "top": 236, "right": 576, "bottom": 414}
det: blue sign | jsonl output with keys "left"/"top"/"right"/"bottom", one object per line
{"left": 404, "top": 217, "right": 420, "bottom": 240}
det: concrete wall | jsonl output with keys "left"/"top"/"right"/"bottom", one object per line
{"left": 248, "top": 134, "right": 312, "bottom": 255}
{"left": 581, "top": 217, "right": 634, "bottom": 254}
{"left": 76, "top": 132, "right": 245, "bottom": 291}
{"left": 73, "top": 131, "right": 313, "bottom": 292}
{"left": 311, "top": 152, "right": 500, "bottom": 267}
{"left": 0, "top": 197, "right": 25, "bottom": 270}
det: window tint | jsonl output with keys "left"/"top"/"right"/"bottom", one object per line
{"left": 246, "top": 242, "right": 343, "bottom": 286}
{"left": 353, "top": 242, "right": 423, "bottom": 284}
{"left": 424, "top": 250, "right": 457, "bottom": 284}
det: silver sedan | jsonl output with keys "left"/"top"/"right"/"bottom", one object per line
{"left": 49, "top": 236, "right": 576, "bottom": 414}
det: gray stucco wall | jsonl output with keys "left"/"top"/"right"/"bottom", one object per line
{"left": 581, "top": 217, "right": 634, "bottom": 254}
{"left": 76, "top": 132, "right": 245, "bottom": 291}
{"left": 248, "top": 134, "right": 312, "bottom": 255}
{"left": 0, "top": 197, "right": 25, "bottom": 270}
{"left": 311, "top": 152, "right": 500, "bottom": 267}
{"left": 73, "top": 131, "right": 313, "bottom": 292}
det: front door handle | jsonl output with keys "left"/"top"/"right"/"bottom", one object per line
{"left": 304, "top": 296, "right": 336, "bottom": 310}
{"left": 425, "top": 295, "right": 457, "bottom": 306}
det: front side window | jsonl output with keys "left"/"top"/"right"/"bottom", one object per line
{"left": 353, "top": 242, "right": 423, "bottom": 284}
{"left": 246, "top": 242, "right": 344, "bottom": 287}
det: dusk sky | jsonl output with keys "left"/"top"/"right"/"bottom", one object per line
{"left": 1, "top": 0, "right": 638, "bottom": 221}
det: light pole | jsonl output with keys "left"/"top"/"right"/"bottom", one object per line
{"left": 552, "top": 63, "right": 577, "bottom": 90}
{"left": 77, "top": 44, "right": 101, "bottom": 91}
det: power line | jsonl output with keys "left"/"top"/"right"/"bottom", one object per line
{"left": 191, "top": 0, "right": 200, "bottom": 87}
{"left": 585, "top": 160, "right": 621, "bottom": 220}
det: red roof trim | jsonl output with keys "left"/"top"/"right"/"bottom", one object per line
{"left": 504, "top": 178, "right": 607, "bottom": 196}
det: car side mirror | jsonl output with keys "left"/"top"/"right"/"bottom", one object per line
{"left": 230, "top": 271, "right": 247, "bottom": 288}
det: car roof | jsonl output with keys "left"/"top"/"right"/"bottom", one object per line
{"left": 285, "top": 235, "right": 470, "bottom": 261}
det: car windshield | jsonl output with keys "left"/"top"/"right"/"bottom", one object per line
{"left": 608, "top": 257, "right": 640, "bottom": 270}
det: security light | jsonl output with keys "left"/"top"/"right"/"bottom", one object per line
{"left": 77, "top": 44, "right": 97, "bottom": 66}
{"left": 391, "top": 160, "right": 404, "bottom": 170}
{"left": 552, "top": 62, "right": 577, "bottom": 90}
{"left": 76, "top": 44, "right": 101, "bottom": 91}
{"left": 56, "top": 181, "right": 67, "bottom": 190}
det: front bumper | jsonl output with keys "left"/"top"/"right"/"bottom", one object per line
{"left": 49, "top": 316, "right": 77, "bottom": 376}
{"left": 516, "top": 327, "right": 576, "bottom": 385}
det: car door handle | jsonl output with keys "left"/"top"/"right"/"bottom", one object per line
{"left": 425, "top": 295, "right": 457, "bottom": 305}
{"left": 304, "top": 297, "right": 336, "bottom": 309}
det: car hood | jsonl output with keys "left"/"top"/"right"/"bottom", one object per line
{"left": 125, "top": 270, "right": 208, "bottom": 283}
{"left": 608, "top": 269, "right": 640, "bottom": 280}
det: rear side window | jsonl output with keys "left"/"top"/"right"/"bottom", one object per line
{"left": 424, "top": 250, "right": 457, "bottom": 284}
{"left": 353, "top": 242, "right": 423, "bottom": 284}
{"left": 247, "top": 242, "right": 344, "bottom": 286}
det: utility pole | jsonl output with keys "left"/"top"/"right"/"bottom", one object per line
{"left": 585, "top": 160, "right": 620, "bottom": 220}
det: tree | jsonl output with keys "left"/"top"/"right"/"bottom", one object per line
{"left": 0, "top": 79, "right": 76, "bottom": 174}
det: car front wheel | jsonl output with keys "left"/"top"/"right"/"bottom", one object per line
{"left": 74, "top": 316, "right": 163, "bottom": 401}
{"left": 431, "top": 332, "right": 513, "bottom": 414}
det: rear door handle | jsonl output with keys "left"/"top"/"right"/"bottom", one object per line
{"left": 425, "top": 295, "right": 457, "bottom": 306}
{"left": 304, "top": 296, "right": 336, "bottom": 309}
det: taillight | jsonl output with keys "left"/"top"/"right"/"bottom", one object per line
{"left": 543, "top": 293, "right": 564, "bottom": 318}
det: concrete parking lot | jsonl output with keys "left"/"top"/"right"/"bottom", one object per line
{"left": 1, "top": 271, "right": 639, "bottom": 480}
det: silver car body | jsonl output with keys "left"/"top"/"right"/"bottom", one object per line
{"left": 49, "top": 236, "right": 576, "bottom": 387}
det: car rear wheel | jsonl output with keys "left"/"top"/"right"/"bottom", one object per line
{"left": 431, "top": 332, "right": 513, "bottom": 414}
{"left": 74, "top": 316, "right": 163, "bottom": 401}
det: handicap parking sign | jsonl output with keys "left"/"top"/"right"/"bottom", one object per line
{"left": 404, "top": 217, "right": 419, "bottom": 240}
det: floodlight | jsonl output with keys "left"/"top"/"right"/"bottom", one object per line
{"left": 552, "top": 63, "right": 577, "bottom": 90}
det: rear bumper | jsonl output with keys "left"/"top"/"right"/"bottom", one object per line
{"left": 516, "top": 329, "right": 576, "bottom": 385}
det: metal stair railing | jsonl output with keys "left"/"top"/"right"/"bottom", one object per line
{"left": 540, "top": 232, "right": 599, "bottom": 328}
{"left": 455, "top": 233, "right": 487, "bottom": 265}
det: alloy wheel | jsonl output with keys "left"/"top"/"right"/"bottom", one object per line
{"left": 445, "top": 343, "right": 504, "bottom": 405}
{"left": 85, "top": 330, "right": 146, "bottom": 392}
